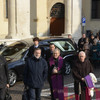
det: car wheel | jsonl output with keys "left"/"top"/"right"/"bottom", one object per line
{"left": 65, "top": 62, "right": 71, "bottom": 75}
{"left": 9, "top": 70, "right": 17, "bottom": 86}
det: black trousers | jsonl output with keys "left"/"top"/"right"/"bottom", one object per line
{"left": 28, "top": 88, "right": 42, "bottom": 100}
{"left": 0, "top": 87, "right": 6, "bottom": 100}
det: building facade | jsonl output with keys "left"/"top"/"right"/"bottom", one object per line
{"left": 82, "top": 0, "right": 100, "bottom": 35}
{"left": 0, "top": 0, "right": 100, "bottom": 41}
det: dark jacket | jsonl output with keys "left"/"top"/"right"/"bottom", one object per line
{"left": 0, "top": 56, "right": 9, "bottom": 88}
{"left": 90, "top": 44, "right": 100, "bottom": 60}
{"left": 89, "top": 38, "right": 95, "bottom": 45}
{"left": 24, "top": 56, "right": 48, "bottom": 88}
{"left": 72, "top": 59, "right": 93, "bottom": 94}
{"left": 46, "top": 49, "right": 53, "bottom": 62}
{"left": 78, "top": 38, "right": 86, "bottom": 51}
{"left": 27, "top": 45, "right": 44, "bottom": 57}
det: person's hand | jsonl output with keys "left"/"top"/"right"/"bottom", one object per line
{"left": 93, "top": 50, "right": 97, "bottom": 52}
{"left": 6, "top": 84, "right": 9, "bottom": 88}
{"left": 53, "top": 69, "right": 58, "bottom": 74}
{"left": 81, "top": 78, "right": 85, "bottom": 81}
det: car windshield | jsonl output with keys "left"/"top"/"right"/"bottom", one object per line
{"left": 1, "top": 42, "right": 26, "bottom": 56}
{"left": 50, "top": 40, "right": 75, "bottom": 52}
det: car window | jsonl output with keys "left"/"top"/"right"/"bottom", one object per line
{"left": 50, "top": 41, "right": 75, "bottom": 52}
{"left": 39, "top": 45, "right": 49, "bottom": 51}
{"left": 1, "top": 42, "right": 26, "bottom": 56}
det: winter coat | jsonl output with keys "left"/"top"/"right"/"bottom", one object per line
{"left": 24, "top": 56, "right": 48, "bottom": 88}
{"left": 83, "top": 42, "right": 90, "bottom": 58}
{"left": 72, "top": 59, "right": 93, "bottom": 94}
{"left": 27, "top": 45, "right": 45, "bottom": 57}
{"left": 46, "top": 49, "right": 53, "bottom": 62}
{"left": 78, "top": 38, "right": 86, "bottom": 51}
{"left": 90, "top": 44, "right": 100, "bottom": 60}
{"left": 0, "top": 56, "right": 9, "bottom": 88}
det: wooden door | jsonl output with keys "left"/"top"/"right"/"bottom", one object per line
{"left": 50, "top": 18, "right": 64, "bottom": 36}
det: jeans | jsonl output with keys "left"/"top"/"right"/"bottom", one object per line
{"left": 0, "top": 87, "right": 6, "bottom": 100}
{"left": 28, "top": 88, "right": 42, "bottom": 100}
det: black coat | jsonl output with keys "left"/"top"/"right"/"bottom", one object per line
{"left": 78, "top": 38, "right": 86, "bottom": 51}
{"left": 72, "top": 59, "right": 93, "bottom": 94}
{"left": 24, "top": 56, "right": 48, "bottom": 88}
{"left": 0, "top": 56, "right": 9, "bottom": 88}
{"left": 27, "top": 45, "right": 44, "bottom": 57}
{"left": 46, "top": 49, "right": 53, "bottom": 62}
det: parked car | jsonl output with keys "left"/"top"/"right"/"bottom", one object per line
{"left": 0, "top": 37, "right": 78, "bottom": 86}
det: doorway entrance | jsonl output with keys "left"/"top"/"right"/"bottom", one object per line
{"left": 50, "top": 3, "right": 65, "bottom": 36}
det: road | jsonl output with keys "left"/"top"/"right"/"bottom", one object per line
{"left": 9, "top": 66, "right": 100, "bottom": 100}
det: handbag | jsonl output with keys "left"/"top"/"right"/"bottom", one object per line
{"left": 22, "top": 86, "right": 29, "bottom": 100}
{"left": 5, "top": 89, "right": 12, "bottom": 100}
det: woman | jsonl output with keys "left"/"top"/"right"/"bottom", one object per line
{"left": 83, "top": 38, "right": 90, "bottom": 58}
{"left": 49, "top": 48, "right": 64, "bottom": 100}
{"left": 90, "top": 39, "right": 100, "bottom": 66}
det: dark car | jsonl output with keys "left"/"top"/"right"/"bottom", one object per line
{"left": 0, "top": 37, "right": 78, "bottom": 86}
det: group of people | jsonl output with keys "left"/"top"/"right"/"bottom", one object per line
{"left": 0, "top": 35, "right": 97, "bottom": 100}
{"left": 24, "top": 37, "right": 65, "bottom": 100}
{"left": 78, "top": 33, "right": 100, "bottom": 65}
{"left": 23, "top": 37, "right": 95, "bottom": 100}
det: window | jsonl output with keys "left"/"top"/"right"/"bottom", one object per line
{"left": 1, "top": 42, "right": 26, "bottom": 56}
{"left": 50, "top": 3, "right": 65, "bottom": 18}
{"left": 92, "top": 0, "right": 100, "bottom": 19}
{"left": 50, "top": 41, "right": 75, "bottom": 52}
{"left": 5, "top": 0, "right": 8, "bottom": 18}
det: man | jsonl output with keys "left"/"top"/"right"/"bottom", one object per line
{"left": 68, "top": 34, "right": 72, "bottom": 39}
{"left": 89, "top": 34, "right": 95, "bottom": 45}
{"left": 46, "top": 43, "right": 56, "bottom": 62}
{"left": 68, "top": 34, "right": 77, "bottom": 49}
{"left": 78, "top": 34, "right": 86, "bottom": 51}
{"left": 28, "top": 37, "right": 44, "bottom": 57}
{"left": 72, "top": 51, "right": 93, "bottom": 100}
{"left": 0, "top": 55, "right": 9, "bottom": 100}
{"left": 45, "top": 43, "right": 56, "bottom": 100}
{"left": 24, "top": 48, "right": 48, "bottom": 100}
{"left": 49, "top": 48, "right": 64, "bottom": 100}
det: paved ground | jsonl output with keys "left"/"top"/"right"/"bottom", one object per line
{"left": 9, "top": 66, "right": 100, "bottom": 100}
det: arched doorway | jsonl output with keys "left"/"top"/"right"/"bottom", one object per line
{"left": 50, "top": 3, "right": 65, "bottom": 36}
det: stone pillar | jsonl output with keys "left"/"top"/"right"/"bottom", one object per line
{"left": 6, "top": 0, "right": 16, "bottom": 38}
{"left": 72, "top": 0, "right": 82, "bottom": 43}
{"left": 64, "top": 0, "right": 72, "bottom": 35}
{"left": 36, "top": 0, "right": 48, "bottom": 37}
{"left": 17, "top": 0, "right": 31, "bottom": 38}
{"left": 6, "top": 0, "right": 32, "bottom": 39}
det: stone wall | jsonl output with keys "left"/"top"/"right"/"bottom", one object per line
{"left": 0, "top": 0, "right": 8, "bottom": 39}
{"left": 82, "top": 0, "right": 100, "bottom": 34}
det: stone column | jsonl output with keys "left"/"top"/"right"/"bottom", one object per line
{"left": 64, "top": 0, "right": 72, "bottom": 35}
{"left": 17, "top": 0, "right": 31, "bottom": 38}
{"left": 36, "top": 0, "right": 48, "bottom": 37}
{"left": 6, "top": 0, "right": 16, "bottom": 39}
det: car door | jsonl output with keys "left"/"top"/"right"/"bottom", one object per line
{"left": 13, "top": 50, "right": 29, "bottom": 79}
